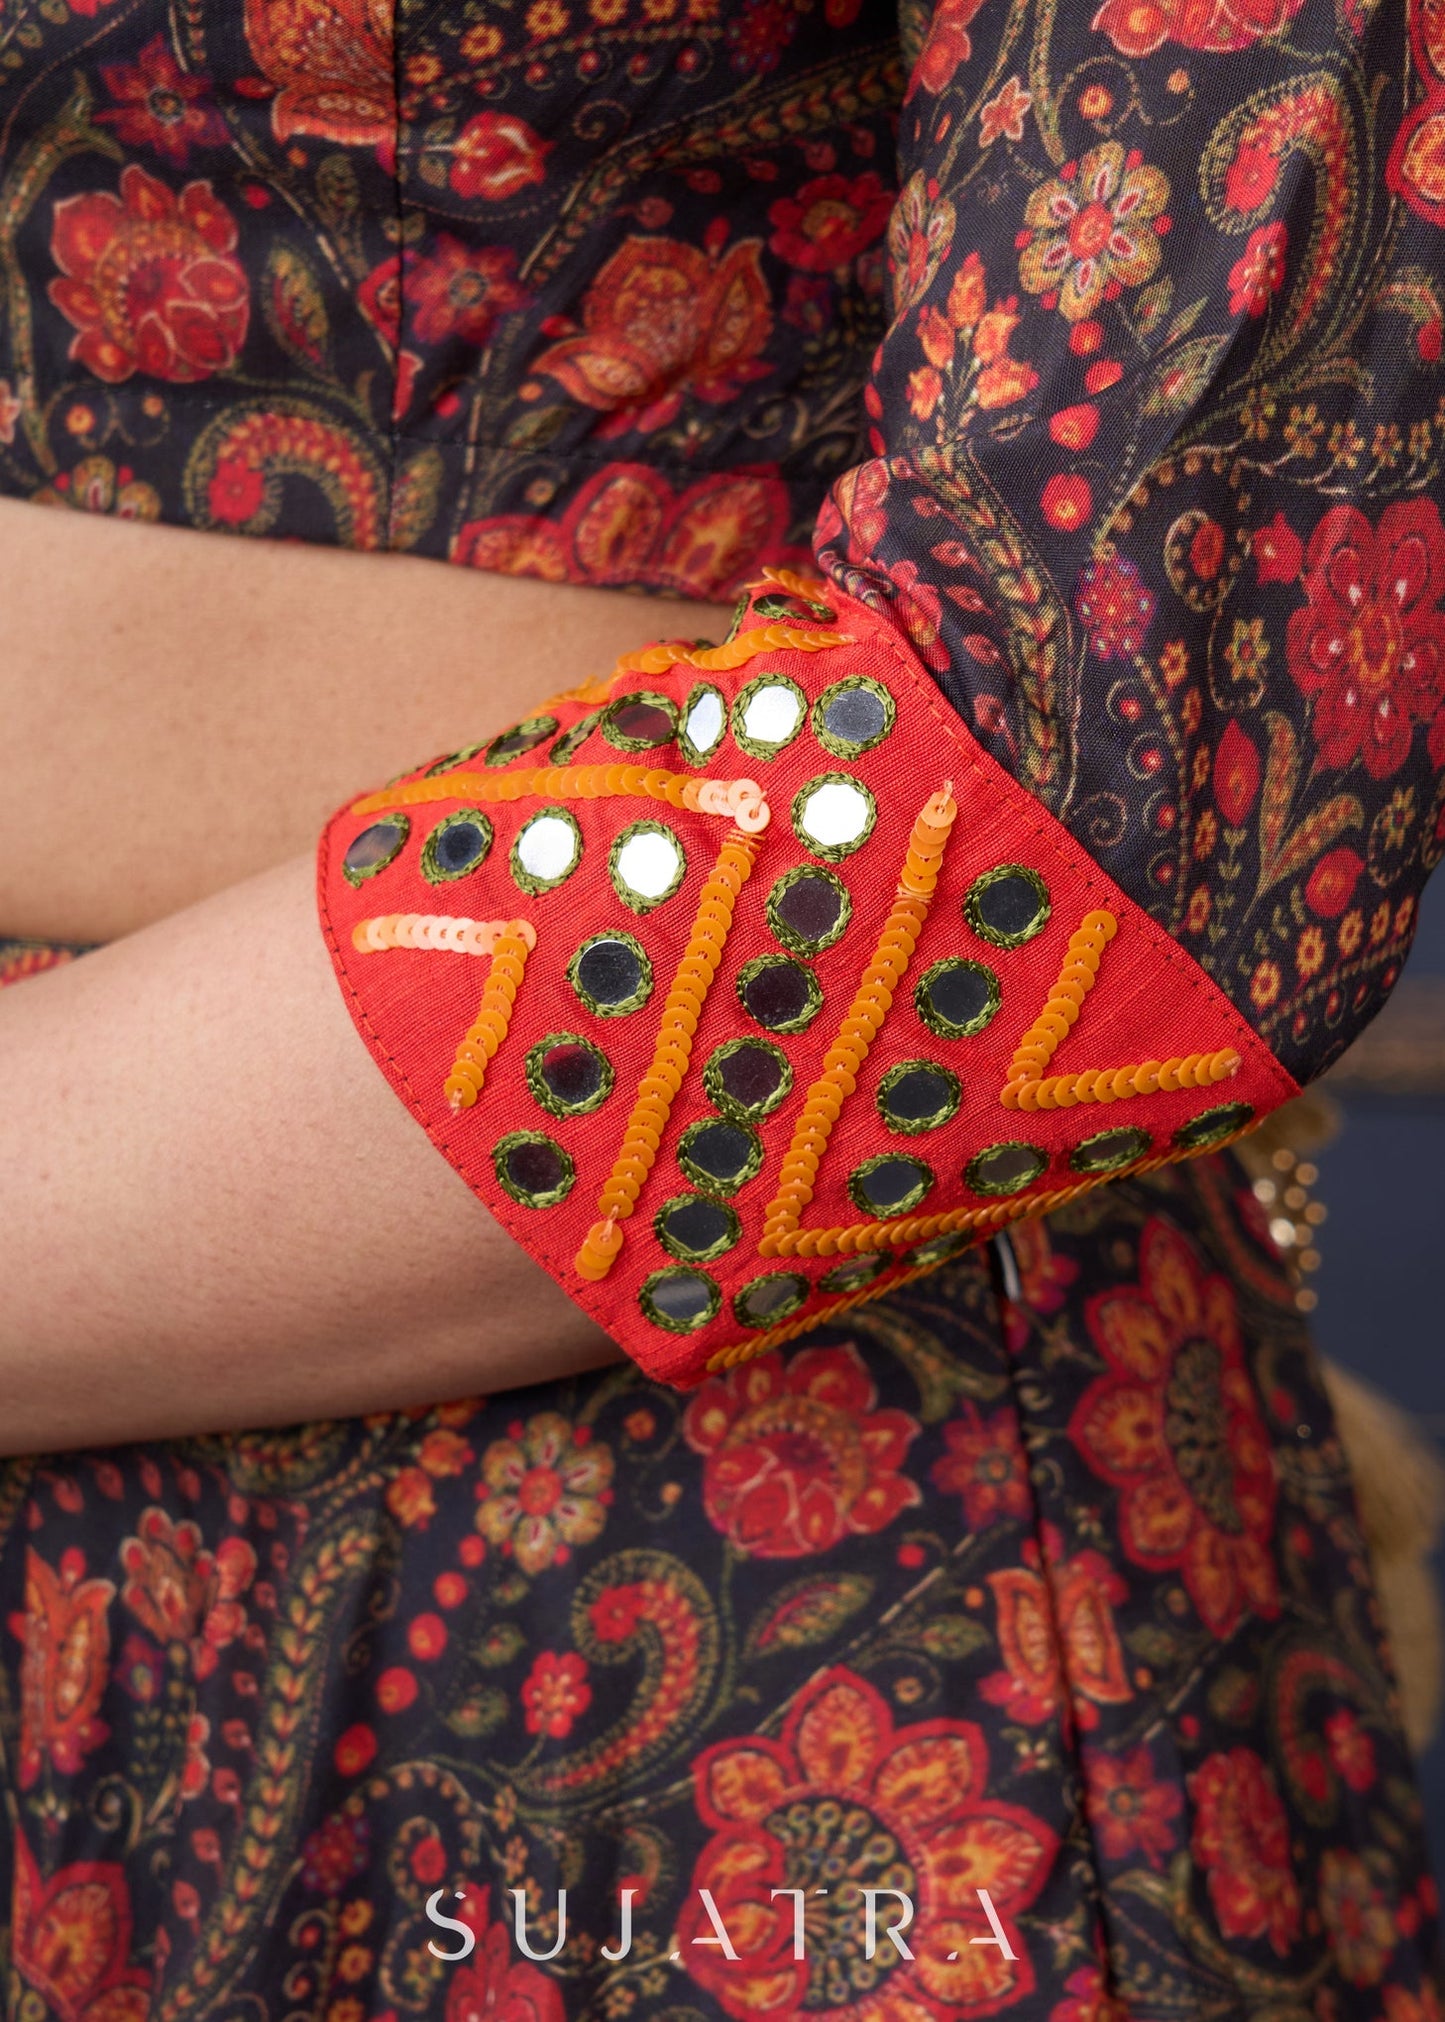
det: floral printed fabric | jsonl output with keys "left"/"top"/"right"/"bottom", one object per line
{"left": 0, "top": 1036, "right": 1437, "bottom": 2018}
{"left": 1, "top": 1, "right": 1443, "bottom": 1089}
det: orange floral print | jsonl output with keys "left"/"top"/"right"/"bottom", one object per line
{"left": 1069, "top": 1219, "right": 1279, "bottom": 1636}
{"left": 684, "top": 1343, "right": 921, "bottom": 1557}
{"left": 49, "top": 166, "right": 249, "bottom": 384}
{"left": 531, "top": 232, "right": 773, "bottom": 432}
{"left": 9, "top": 1548, "right": 114, "bottom": 1788}
{"left": 682, "top": 1666, "right": 1056, "bottom": 2016}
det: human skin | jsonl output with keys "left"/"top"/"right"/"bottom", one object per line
{"left": 0, "top": 496, "right": 728, "bottom": 942}
{"left": 0, "top": 501, "right": 742, "bottom": 1446}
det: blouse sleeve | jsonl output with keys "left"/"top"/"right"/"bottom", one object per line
{"left": 317, "top": 0, "right": 1444, "bottom": 1388}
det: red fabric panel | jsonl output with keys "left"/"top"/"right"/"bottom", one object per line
{"left": 319, "top": 586, "right": 1296, "bottom": 1385}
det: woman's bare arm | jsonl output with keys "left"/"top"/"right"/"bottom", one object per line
{"left": 0, "top": 498, "right": 727, "bottom": 942}
{"left": 0, "top": 851, "right": 625, "bottom": 1454}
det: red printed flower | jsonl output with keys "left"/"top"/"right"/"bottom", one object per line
{"left": 9, "top": 1548, "right": 114, "bottom": 1788}
{"left": 1085, "top": 1744, "right": 1183, "bottom": 1866}
{"left": 1224, "top": 139, "right": 1281, "bottom": 214}
{"left": 445, "top": 1913, "right": 566, "bottom": 2022}
{"left": 767, "top": 171, "right": 892, "bottom": 273}
{"left": 532, "top": 233, "right": 772, "bottom": 433}
{"left": 1254, "top": 510, "right": 1303, "bottom": 583}
{"left": 1190, "top": 1748, "right": 1301, "bottom": 1955}
{"left": 1214, "top": 718, "right": 1261, "bottom": 826}
{"left": 406, "top": 235, "right": 531, "bottom": 347}
{"left": 98, "top": 37, "right": 227, "bottom": 166}
{"left": 932, "top": 1404, "right": 1030, "bottom": 1528}
{"left": 980, "top": 1538, "right": 1132, "bottom": 1727}
{"left": 1069, "top": 1219, "right": 1279, "bottom": 1638}
{"left": 521, "top": 1651, "right": 592, "bottom": 1738}
{"left": 1074, "top": 553, "right": 1155, "bottom": 659}
{"left": 1228, "top": 221, "right": 1288, "bottom": 316}
{"left": 1304, "top": 846, "right": 1364, "bottom": 918}
{"left": 682, "top": 1667, "right": 1056, "bottom": 2017}
{"left": 907, "top": 0, "right": 988, "bottom": 100}
{"left": 119, "top": 1508, "right": 255, "bottom": 1677}
{"left": 1286, "top": 499, "right": 1445, "bottom": 778}
{"left": 1325, "top": 1709, "right": 1377, "bottom": 1793}
{"left": 1019, "top": 140, "right": 1170, "bottom": 322}
{"left": 1092, "top": 0, "right": 1304, "bottom": 58}
{"left": 12, "top": 1830, "right": 151, "bottom": 2022}
{"left": 474, "top": 1410, "right": 613, "bottom": 1575}
{"left": 684, "top": 1343, "right": 920, "bottom": 1558}
{"left": 49, "top": 165, "right": 248, "bottom": 384}
{"left": 449, "top": 111, "right": 550, "bottom": 201}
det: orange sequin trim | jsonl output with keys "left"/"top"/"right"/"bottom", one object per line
{"left": 443, "top": 925, "right": 535, "bottom": 1112}
{"left": 755, "top": 564, "right": 833, "bottom": 605}
{"left": 352, "top": 765, "right": 770, "bottom": 833}
{"left": 351, "top": 914, "right": 536, "bottom": 958}
{"left": 760, "top": 784, "right": 957, "bottom": 1257}
{"left": 612, "top": 622, "right": 851, "bottom": 677}
{"left": 576, "top": 828, "right": 761, "bottom": 1282}
{"left": 708, "top": 1118, "right": 1263, "bottom": 1368}
{"left": 999, "top": 908, "right": 1241, "bottom": 1110}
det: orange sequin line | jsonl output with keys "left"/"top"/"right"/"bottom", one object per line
{"left": 352, "top": 764, "right": 769, "bottom": 832}
{"left": 576, "top": 828, "right": 762, "bottom": 1282}
{"left": 709, "top": 1117, "right": 1263, "bottom": 1368}
{"left": 351, "top": 913, "right": 533, "bottom": 958}
{"left": 1000, "top": 909, "right": 1242, "bottom": 1111}
{"left": 441, "top": 923, "right": 537, "bottom": 1112}
{"left": 754, "top": 564, "right": 834, "bottom": 604}
{"left": 612, "top": 621, "right": 851, "bottom": 677}
{"left": 759, "top": 784, "right": 958, "bottom": 1259}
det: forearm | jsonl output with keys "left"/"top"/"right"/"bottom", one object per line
{"left": 0, "top": 498, "right": 728, "bottom": 943}
{"left": 0, "top": 852, "right": 623, "bottom": 1453}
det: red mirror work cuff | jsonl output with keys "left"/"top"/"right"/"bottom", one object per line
{"left": 317, "top": 571, "right": 1297, "bottom": 1389}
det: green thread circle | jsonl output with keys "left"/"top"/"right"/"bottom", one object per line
{"left": 703, "top": 1037, "right": 794, "bottom": 1121}
{"left": 548, "top": 710, "right": 602, "bottom": 764}
{"left": 420, "top": 808, "right": 494, "bottom": 884}
{"left": 811, "top": 675, "right": 895, "bottom": 758}
{"left": 734, "top": 1271, "right": 811, "bottom": 1330}
{"left": 964, "top": 864, "right": 1051, "bottom": 948}
{"left": 485, "top": 715, "right": 558, "bottom": 767}
{"left": 567, "top": 932, "right": 654, "bottom": 1018}
{"left": 640, "top": 1267, "right": 722, "bottom": 1335}
{"left": 492, "top": 1131, "right": 575, "bottom": 1208}
{"left": 609, "top": 820, "right": 687, "bottom": 914}
{"left": 736, "top": 955, "right": 823, "bottom": 1035}
{"left": 677, "top": 1116, "right": 764, "bottom": 1197}
{"left": 731, "top": 673, "right": 808, "bottom": 760}
{"left": 876, "top": 1060, "right": 961, "bottom": 1135}
{"left": 914, "top": 958, "right": 1001, "bottom": 1040}
{"left": 654, "top": 1194, "right": 742, "bottom": 1265}
{"left": 791, "top": 772, "right": 878, "bottom": 862}
{"left": 766, "top": 865, "right": 852, "bottom": 955}
{"left": 511, "top": 806, "right": 582, "bottom": 895}
{"left": 1173, "top": 1102, "right": 1255, "bottom": 1152}
{"left": 524, "top": 1032, "right": 615, "bottom": 1118}
{"left": 819, "top": 1253, "right": 891, "bottom": 1295}
{"left": 425, "top": 740, "right": 489, "bottom": 776}
{"left": 342, "top": 814, "right": 409, "bottom": 887}
{"left": 966, "top": 1140, "right": 1048, "bottom": 1197}
{"left": 1070, "top": 1125, "right": 1153, "bottom": 1175}
{"left": 678, "top": 683, "right": 727, "bottom": 767}
{"left": 848, "top": 1154, "right": 936, "bottom": 1218}
{"left": 601, "top": 691, "right": 678, "bottom": 753}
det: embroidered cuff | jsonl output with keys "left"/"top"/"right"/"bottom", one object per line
{"left": 318, "top": 571, "right": 1297, "bottom": 1388}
